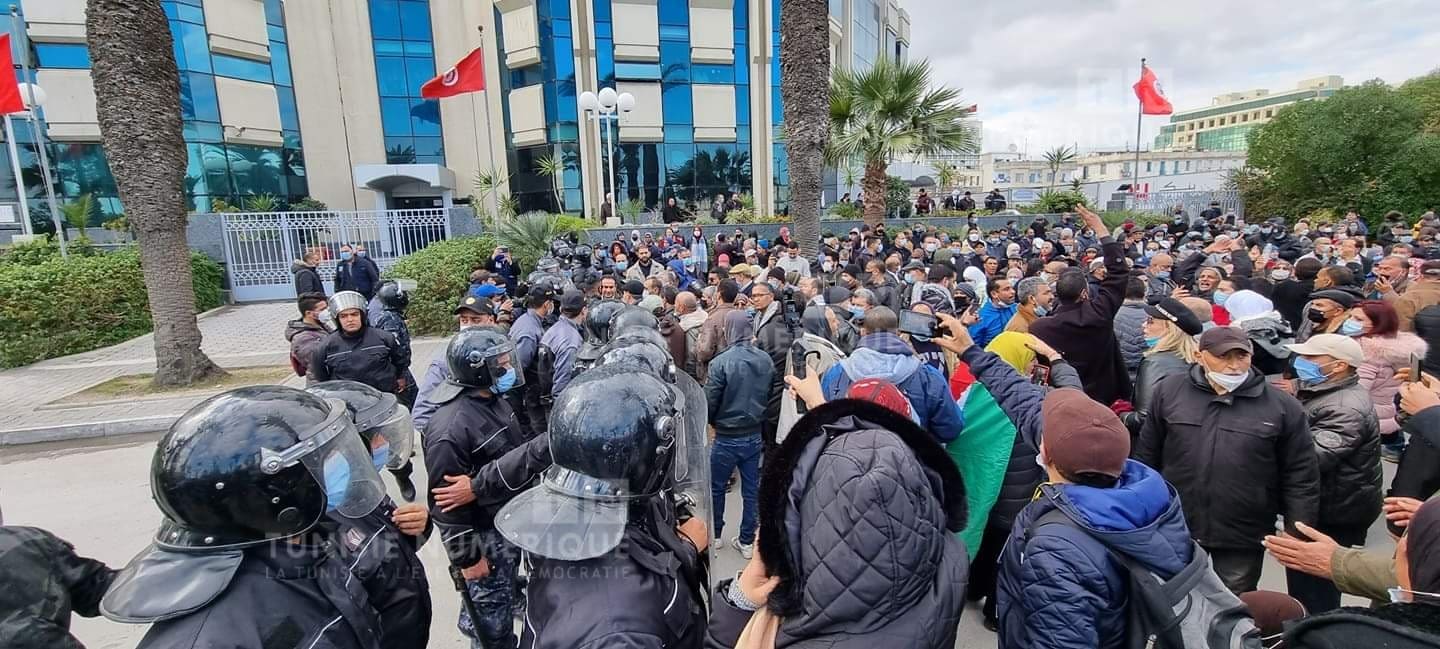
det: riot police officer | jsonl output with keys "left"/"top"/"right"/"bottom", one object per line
{"left": 102, "top": 386, "right": 388, "bottom": 649}
{"left": 510, "top": 285, "right": 555, "bottom": 438}
{"left": 0, "top": 509, "right": 116, "bottom": 649}
{"left": 306, "top": 381, "right": 431, "bottom": 649}
{"left": 413, "top": 294, "right": 497, "bottom": 433}
{"left": 494, "top": 369, "right": 709, "bottom": 648}
{"left": 572, "top": 299, "right": 627, "bottom": 377}
{"left": 535, "top": 289, "right": 587, "bottom": 414}
{"left": 310, "top": 290, "right": 410, "bottom": 396}
{"left": 370, "top": 282, "right": 418, "bottom": 408}
{"left": 423, "top": 328, "right": 532, "bottom": 649}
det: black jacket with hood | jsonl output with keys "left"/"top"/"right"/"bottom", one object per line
{"left": 704, "top": 399, "right": 969, "bottom": 649}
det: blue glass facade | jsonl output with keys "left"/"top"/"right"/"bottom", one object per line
{"left": 500, "top": 0, "right": 755, "bottom": 215}
{"left": 1, "top": 0, "right": 308, "bottom": 228}
{"left": 850, "top": 0, "right": 879, "bottom": 71}
{"left": 368, "top": 0, "right": 445, "bottom": 164}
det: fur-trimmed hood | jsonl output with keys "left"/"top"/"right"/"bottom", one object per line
{"left": 757, "top": 398, "right": 968, "bottom": 648}
{"left": 1358, "top": 332, "right": 1428, "bottom": 369}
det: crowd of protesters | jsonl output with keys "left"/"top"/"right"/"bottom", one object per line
{"left": 10, "top": 203, "right": 1440, "bottom": 649}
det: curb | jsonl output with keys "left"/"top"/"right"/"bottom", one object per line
{"left": 0, "top": 415, "right": 177, "bottom": 447}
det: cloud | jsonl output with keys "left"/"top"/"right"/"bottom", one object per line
{"left": 906, "top": 0, "right": 1440, "bottom": 153}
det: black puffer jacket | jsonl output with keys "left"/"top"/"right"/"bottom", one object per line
{"left": 329, "top": 499, "right": 432, "bottom": 649}
{"left": 0, "top": 526, "right": 115, "bottom": 649}
{"left": 705, "top": 399, "right": 969, "bottom": 649}
{"left": 1413, "top": 304, "right": 1440, "bottom": 377}
{"left": 1123, "top": 351, "right": 1190, "bottom": 435}
{"left": 1284, "top": 602, "right": 1440, "bottom": 649}
{"left": 961, "top": 345, "right": 1084, "bottom": 534}
{"left": 1135, "top": 365, "right": 1320, "bottom": 549}
{"left": 309, "top": 324, "right": 409, "bottom": 393}
{"left": 1297, "top": 374, "right": 1382, "bottom": 528}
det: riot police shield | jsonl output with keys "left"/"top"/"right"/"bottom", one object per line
{"left": 671, "top": 371, "right": 714, "bottom": 590}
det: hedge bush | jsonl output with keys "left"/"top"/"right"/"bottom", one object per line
{"left": 0, "top": 248, "right": 224, "bottom": 368}
{"left": 384, "top": 235, "right": 498, "bottom": 336}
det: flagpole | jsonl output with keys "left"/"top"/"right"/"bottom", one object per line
{"left": 1132, "top": 57, "right": 1144, "bottom": 201}
{"left": 11, "top": 6, "right": 63, "bottom": 257}
{"left": 4, "top": 113, "right": 30, "bottom": 235}
{"left": 476, "top": 26, "right": 499, "bottom": 219}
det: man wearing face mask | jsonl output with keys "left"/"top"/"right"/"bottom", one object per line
{"left": 1299, "top": 288, "right": 1361, "bottom": 342}
{"left": 287, "top": 292, "right": 332, "bottom": 377}
{"left": 1280, "top": 334, "right": 1381, "bottom": 614}
{"left": 1004, "top": 277, "right": 1052, "bottom": 336}
{"left": 1136, "top": 326, "right": 1320, "bottom": 594}
{"left": 414, "top": 295, "right": 504, "bottom": 433}
{"left": 424, "top": 329, "right": 532, "bottom": 649}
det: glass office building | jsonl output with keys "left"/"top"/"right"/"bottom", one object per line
{"left": 3, "top": 0, "right": 306, "bottom": 229}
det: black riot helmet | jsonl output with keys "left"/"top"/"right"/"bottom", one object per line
{"left": 376, "top": 281, "right": 410, "bottom": 311}
{"left": 584, "top": 299, "right": 627, "bottom": 342}
{"left": 572, "top": 244, "right": 594, "bottom": 267}
{"left": 429, "top": 326, "right": 523, "bottom": 404}
{"left": 609, "top": 305, "right": 659, "bottom": 335}
{"left": 305, "top": 380, "right": 413, "bottom": 471}
{"left": 535, "top": 255, "right": 561, "bottom": 274}
{"left": 150, "top": 386, "right": 386, "bottom": 551}
{"left": 597, "top": 336, "right": 676, "bottom": 383}
{"left": 496, "top": 366, "right": 680, "bottom": 560}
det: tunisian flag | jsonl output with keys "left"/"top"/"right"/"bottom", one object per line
{"left": 1132, "top": 64, "right": 1173, "bottom": 115}
{"left": 420, "top": 47, "right": 485, "bottom": 99}
{"left": 0, "top": 35, "right": 26, "bottom": 114}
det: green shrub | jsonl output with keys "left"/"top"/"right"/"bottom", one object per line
{"left": 289, "top": 197, "right": 330, "bottom": 212}
{"left": 825, "top": 202, "right": 861, "bottom": 220}
{"left": 1025, "top": 190, "right": 1091, "bottom": 214}
{"left": 0, "top": 249, "right": 223, "bottom": 368}
{"left": 0, "top": 235, "right": 101, "bottom": 266}
{"left": 496, "top": 212, "right": 587, "bottom": 271}
{"left": 384, "top": 235, "right": 499, "bottom": 336}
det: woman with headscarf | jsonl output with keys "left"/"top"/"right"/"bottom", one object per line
{"left": 1225, "top": 289, "right": 1296, "bottom": 376}
{"left": 667, "top": 257, "right": 698, "bottom": 292}
{"left": 1282, "top": 499, "right": 1440, "bottom": 646}
{"left": 688, "top": 225, "right": 709, "bottom": 275}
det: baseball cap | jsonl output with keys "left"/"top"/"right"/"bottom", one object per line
{"left": 1144, "top": 297, "right": 1203, "bottom": 336}
{"left": 1198, "top": 326, "right": 1252, "bottom": 355}
{"left": 472, "top": 283, "right": 506, "bottom": 299}
{"left": 453, "top": 294, "right": 496, "bottom": 316}
{"left": 1040, "top": 388, "right": 1130, "bottom": 479}
{"left": 1308, "top": 288, "right": 1360, "bottom": 309}
{"left": 902, "top": 260, "right": 926, "bottom": 272}
{"left": 1285, "top": 333, "right": 1365, "bottom": 367}
{"left": 558, "top": 289, "right": 586, "bottom": 315}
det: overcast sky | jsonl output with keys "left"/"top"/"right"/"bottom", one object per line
{"left": 905, "top": 0, "right": 1440, "bottom": 156}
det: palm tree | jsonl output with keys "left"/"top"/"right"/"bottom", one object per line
{"left": 779, "top": 0, "right": 830, "bottom": 256}
{"left": 87, "top": 0, "right": 223, "bottom": 386}
{"left": 1043, "top": 145, "right": 1077, "bottom": 191}
{"left": 534, "top": 153, "right": 566, "bottom": 214}
{"left": 933, "top": 161, "right": 960, "bottom": 195}
{"left": 827, "top": 58, "right": 978, "bottom": 227}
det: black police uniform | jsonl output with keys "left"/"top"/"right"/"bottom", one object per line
{"left": 0, "top": 526, "right": 115, "bottom": 649}
{"left": 309, "top": 324, "right": 409, "bottom": 394}
{"left": 102, "top": 386, "right": 391, "bottom": 649}
{"left": 328, "top": 497, "right": 432, "bottom": 649}
{"left": 371, "top": 285, "right": 418, "bottom": 408}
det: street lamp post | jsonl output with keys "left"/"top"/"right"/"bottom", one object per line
{"left": 578, "top": 87, "right": 634, "bottom": 224}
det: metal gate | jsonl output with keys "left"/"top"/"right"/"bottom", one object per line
{"left": 221, "top": 208, "right": 451, "bottom": 302}
{"left": 1126, "top": 190, "right": 1244, "bottom": 221}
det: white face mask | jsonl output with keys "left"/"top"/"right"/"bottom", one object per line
{"left": 1207, "top": 370, "right": 1249, "bottom": 393}
{"left": 1271, "top": 269, "right": 1291, "bottom": 281}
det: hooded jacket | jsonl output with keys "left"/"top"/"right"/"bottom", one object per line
{"left": 285, "top": 319, "right": 329, "bottom": 377}
{"left": 1296, "top": 373, "right": 1382, "bottom": 528}
{"left": 291, "top": 261, "right": 323, "bottom": 296}
{"left": 1357, "top": 332, "right": 1429, "bottom": 436}
{"left": 705, "top": 399, "right": 969, "bottom": 649}
{"left": 1135, "top": 365, "right": 1320, "bottom": 549}
{"left": 997, "top": 461, "right": 1194, "bottom": 649}
{"left": 820, "top": 332, "right": 964, "bottom": 442}
{"left": 1233, "top": 310, "right": 1296, "bottom": 376}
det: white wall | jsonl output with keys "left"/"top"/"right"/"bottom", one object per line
{"left": 689, "top": 0, "right": 734, "bottom": 64}
{"left": 215, "top": 77, "right": 283, "bottom": 146}
{"left": 19, "top": 0, "right": 85, "bottom": 41}
{"left": 613, "top": 0, "right": 659, "bottom": 61}
{"left": 204, "top": 0, "right": 270, "bottom": 61}
{"left": 35, "top": 69, "right": 100, "bottom": 141}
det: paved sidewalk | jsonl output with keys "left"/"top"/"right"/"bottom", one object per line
{"left": 0, "top": 302, "right": 444, "bottom": 445}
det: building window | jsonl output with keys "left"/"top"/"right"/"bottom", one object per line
{"left": 34, "top": 43, "right": 92, "bottom": 69}
{"left": 1145, "top": 161, "right": 1152, "bottom": 172}
{"left": 1265, "top": 109, "right": 1273, "bottom": 117}
{"left": 369, "top": 0, "right": 442, "bottom": 164}
{"left": 1241, "top": 113, "right": 1247, "bottom": 122}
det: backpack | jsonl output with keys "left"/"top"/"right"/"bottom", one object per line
{"left": 1026, "top": 506, "right": 1263, "bottom": 649}
{"left": 776, "top": 334, "right": 846, "bottom": 444}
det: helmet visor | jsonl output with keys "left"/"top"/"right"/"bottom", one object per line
{"left": 460, "top": 339, "right": 524, "bottom": 392}
{"left": 261, "top": 399, "right": 387, "bottom": 518}
{"left": 365, "top": 404, "right": 415, "bottom": 470}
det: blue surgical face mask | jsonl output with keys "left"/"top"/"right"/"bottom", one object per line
{"left": 495, "top": 367, "right": 518, "bottom": 393}
{"left": 370, "top": 442, "right": 391, "bottom": 472}
{"left": 1144, "top": 336, "right": 1160, "bottom": 348}
{"left": 1155, "top": 270, "right": 1171, "bottom": 280}
{"left": 356, "top": 250, "right": 367, "bottom": 257}
{"left": 1034, "top": 304, "right": 1049, "bottom": 317}
{"left": 849, "top": 306, "right": 865, "bottom": 320}
{"left": 1340, "top": 318, "right": 1365, "bottom": 337}
{"left": 614, "top": 260, "right": 628, "bottom": 271}
{"left": 1214, "top": 291, "right": 1232, "bottom": 306}
{"left": 323, "top": 453, "right": 350, "bottom": 512}
{"left": 746, "top": 307, "right": 757, "bottom": 317}
{"left": 1293, "top": 357, "right": 1329, "bottom": 385}
{"left": 683, "top": 257, "right": 696, "bottom": 268}
{"left": 340, "top": 251, "right": 353, "bottom": 260}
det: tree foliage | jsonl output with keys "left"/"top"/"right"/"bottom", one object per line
{"left": 1244, "top": 77, "right": 1440, "bottom": 223}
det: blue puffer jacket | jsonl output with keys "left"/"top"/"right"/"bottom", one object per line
{"left": 969, "top": 301, "right": 1018, "bottom": 349}
{"left": 996, "top": 460, "right": 1194, "bottom": 649}
{"left": 821, "top": 332, "right": 964, "bottom": 442}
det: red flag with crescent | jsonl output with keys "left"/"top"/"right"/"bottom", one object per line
{"left": 421, "top": 47, "right": 485, "bottom": 99}
{"left": 1132, "top": 64, "right": 1173, "bottom": 116}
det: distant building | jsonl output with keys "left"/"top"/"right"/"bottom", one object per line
{"left": 1154, "top": 76, "right": 1343, "bottom": 152}
{"left": 982, "top": 150, "right": 1245, "bottom": 192}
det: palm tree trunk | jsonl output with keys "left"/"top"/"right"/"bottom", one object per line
{"left": 88, "top": 0, "right": 223, "bottom": 387}
{"left": 779, "top": 0, "right": 829, "bottom": 257}
{"left": 862, "top": 161, "right": 887, "bottom": 227}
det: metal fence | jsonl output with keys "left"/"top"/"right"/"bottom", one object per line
{"left": 221, "top": 208, "right": 451, "bottom": 302}
{"left": 1124, "top": 190, "right": 1244, "bottom": 220}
